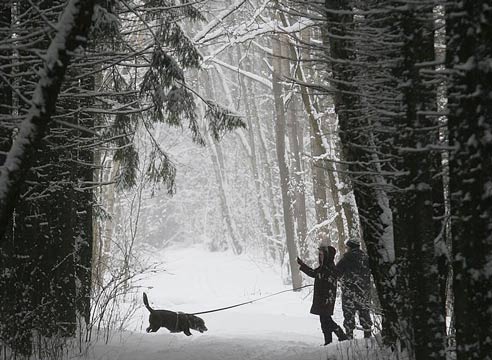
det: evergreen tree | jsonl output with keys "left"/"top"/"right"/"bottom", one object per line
{"left": 0, "top": 0, "right": 245, "bottom": 355}
{"left": 446, "top": 1, "right": 492, "bottom": 359}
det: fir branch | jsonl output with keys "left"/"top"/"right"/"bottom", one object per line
{"left": 203, "top": 100, "right": 246, "bottom": 141}
{"left": 159, "top": 19, "right": 202, "bottom": 68}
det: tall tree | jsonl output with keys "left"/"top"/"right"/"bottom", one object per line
{"left": 446, "top": 1, "right": 492, "bottom": 359}
{"left": 322, "top": 0, "right": 401, "bottom": 347}
{"left": 286, "top": 96, "right": 309, "bottom": 257}
{"left": 0, "top": 1, "right": 11, "bottom": 167}
{"left": 0, "top": 0, "right": 246, "bottom": 354}
{"left": 0, "top": 0, "right": 97, "bottom": 354}
{"left": 271, "top": 25, "right": 302, "bottom": 289}
{"left": 386, "top": 3, "right": 446, "bottom": 358}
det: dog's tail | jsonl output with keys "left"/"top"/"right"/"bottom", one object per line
{"left": 143, "top": 292, "right": 154, "bottom": 313}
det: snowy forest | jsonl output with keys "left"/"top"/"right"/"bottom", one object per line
{"left": 0, "top": 0, "right": 490, "bottom": 359}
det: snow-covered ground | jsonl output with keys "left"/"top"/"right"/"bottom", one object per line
{"left": 81, "top": 245, "right": 399, "bottom": 360}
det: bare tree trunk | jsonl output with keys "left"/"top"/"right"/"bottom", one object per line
{"left": 207, "top": 135, "right": 242, "bottom": 254}
{"left": 197, "top": 67, "right": 244, "bottom": 254}
{"left": 286, "top": 97, "right": 308, "bottom": 258}
{"left": 236, "top": 47, "right": 272, "bottom": 243}
{"left": 290, "top": 27, "right": 331, "bottom": 243}
{"left": 272, "top": 29, "right": 302, "bottom": 288}
{"left": 245, "top": 56, "right": 282, "bottom": 251}
{"left": 92, "top": 148, "right": 103, "bottom": 286}
{"left": 202, "top": 71, "right": 243, "bottom": 254}
{"left": 337, "top": 163, "right": 360, "bottom": 240}
{"left": 276, "top": 22, "right": 308, "bottom": 253}
{"left": 324, "top": 156, "right": 346, "bottom": 251}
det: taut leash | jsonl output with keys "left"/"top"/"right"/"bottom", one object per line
{"left": 190, "top": 284, "right": 313, "bottom": 316}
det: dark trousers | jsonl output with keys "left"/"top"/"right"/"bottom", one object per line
{"left": 319, "top": 315, "right": 346, "bottom": 344}
{"left": 319, "top": 315, "right": 338, "bottom": 334}
{"left": 342, "top": 293, "right": 372, "bottom": 335}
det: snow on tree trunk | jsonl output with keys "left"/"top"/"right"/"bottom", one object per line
{"left": 383, "top": 4, "right": 446, "bottom": 358}
{"left": 0, "top": 0, "right": 97, "bottom": 355}
{"left": 272, "top": 28, "right": 302, "bottom": 289}
{"left": 237, "top": 49, "right": 272, "bottom": 244}
{"left": 0, "top": 0, "right": 96, "bottom": 242}
{"left": 323, "top": 0, "right": 402, "bottom": 347}
{"left": 446, "top": 1, "right": 492, "bottom": 359}
{"left": 287, "top": 97, "right": 309, "bottom": 258}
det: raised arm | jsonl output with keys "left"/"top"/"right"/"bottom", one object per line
{"left": 297, "top": 257, "right": 317, "bottom": 278}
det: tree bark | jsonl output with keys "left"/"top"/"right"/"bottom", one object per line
{"left": 386, "top": 5, "right": 446, "bottom": 358}
{"left": 236, "top": 47, "right": 272, "bottom": 243}
{"left": 324, "top": 0, "right": 400, "bottom": 347}
{"left": 447, "top": 1, "right": 492, "bottom": 359}
{"left": 286, "top": 97, "right": 308, "bottom": 258}
{"left": 289, "top": 27, "right": 331, "bottom": 243}
{"left": 0, "top": 0, "right": 97, "bottom": 242}
{"left": 246, "top": 56, "right": 283, "bottom": 256}
{"left": 271, "top": 29, "right": 302, "bottom": 289}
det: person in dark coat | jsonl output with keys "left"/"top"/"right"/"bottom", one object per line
{"left": 336, "top": 238, "right": 373, "bottom": 339}
{"left": 297, "top": 245, "right": 347, "bottom": 345}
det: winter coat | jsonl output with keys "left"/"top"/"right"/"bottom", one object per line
{"left": 299, "top": 261, "right": 338, "bottom": 316}
{"left": 335, "top": 248, "right": 371, "bottom": 299}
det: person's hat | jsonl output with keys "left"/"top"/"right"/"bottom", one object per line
{"left": 317, "top": 232, "right": 330, "bottom": 250}
{"left": 345, "top": 238, "right": 361, "bottom": 248}
{"left": 318, "top": 244, "right": 336, "bottom": 261}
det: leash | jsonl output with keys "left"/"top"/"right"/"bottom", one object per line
{"left": 190, "top": 284, "right": 313, "bottom": 316}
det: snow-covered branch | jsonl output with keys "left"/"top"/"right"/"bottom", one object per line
{"left": 0, "top": 0, "right": 97, "bottom": 241}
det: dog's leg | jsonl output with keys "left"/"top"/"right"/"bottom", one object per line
{"left": 183, "top": 328, "right": 192, "bottom": 336}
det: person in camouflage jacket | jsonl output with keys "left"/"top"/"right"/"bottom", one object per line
{"left": 336, "top": 239, "right": 373, "bottom": 339}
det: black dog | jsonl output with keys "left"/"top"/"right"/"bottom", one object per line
{"left": 143, "top": 292, "right": 208, "bottom": 336}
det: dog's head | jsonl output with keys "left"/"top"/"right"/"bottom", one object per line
{"left": 188, "top": 315, "right": 208, "bottom": 333}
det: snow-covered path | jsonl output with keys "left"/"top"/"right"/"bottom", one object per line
{"left": 127, "top": 245, "right": 345, "bottom": 340}
{"left": 87, "top": 331, "right": 343, "bottom": 360}
{"left": 82, "top": 245, "right": 388, "bottom": 360}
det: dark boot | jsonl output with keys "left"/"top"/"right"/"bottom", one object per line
{"left": 345, "top": 328, "right": 354, "bottom": 340}
{"left": 334, "top": 326, "right": 348, "bottom": 341}
{"left": 323, "top": 332, "right": 333, "bottom": 345}
{"left": 364, "top": 330, "right": 371, "bottom": 338}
